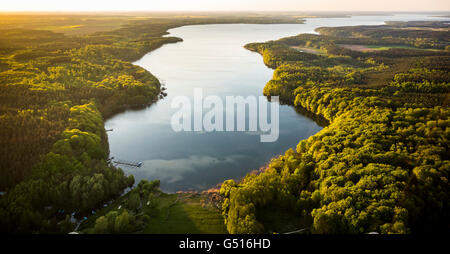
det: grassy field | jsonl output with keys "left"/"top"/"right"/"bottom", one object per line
{"left": 79, "top": 192, "right": 226, "bottom": 234}
{"left": 338, "top": 44, "right": 441, "bottom": 52}
{"left": 365, "top": 44, "right": 438, "bottom": 50}
{"left": 142, "top": 193, "right": 227, "bottom": 234}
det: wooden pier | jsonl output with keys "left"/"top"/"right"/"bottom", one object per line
{"left": 113, "top": 159, "right": 143, "bottom": 168}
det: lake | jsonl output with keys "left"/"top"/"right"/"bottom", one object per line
{"left": 105, "top": 14, "right": 448, "bottom": 192}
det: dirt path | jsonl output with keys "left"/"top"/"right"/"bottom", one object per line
{"left": 164, "top": 196, "right": 180, "bottom": 221}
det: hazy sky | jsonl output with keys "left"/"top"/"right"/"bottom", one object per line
{"left": 1, "top": 0, "right": 449, "bottom": 12}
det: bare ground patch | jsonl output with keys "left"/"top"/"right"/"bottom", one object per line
{"left": 290, "top": 46, "right": 322, "bottom": 55}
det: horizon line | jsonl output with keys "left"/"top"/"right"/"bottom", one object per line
{"left": 1, "top": 10, "right": 450, "bottom": 14}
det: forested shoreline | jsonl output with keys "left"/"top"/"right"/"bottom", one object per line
{"left": 221, "top": 21, "right": 449, "bottom": 234}
{"left": 0, "top": 17, "right": 178, "bottom": 233}
{"left": 0, "top": 14, "right": 306, "bottom": 233}
{"left": 0, "top": 14, "right": 448, "bottom": 234}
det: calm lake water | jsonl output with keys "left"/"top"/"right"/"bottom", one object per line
{"left": 105, "top": 14, "right": 449, "bottom": 192}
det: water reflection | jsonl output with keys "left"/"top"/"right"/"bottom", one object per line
{"left": 105, "top": 14, "right": 448, "bottom": 192}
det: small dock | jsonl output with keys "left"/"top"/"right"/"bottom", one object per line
{"left": 113, "top": 159, "right": 143, "bottom": 168}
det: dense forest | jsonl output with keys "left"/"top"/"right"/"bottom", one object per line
{"left": 0, "top": 18, "right": 171, "bottom": 233}
{"left": 0, "top": 14, "right": 306, "bottom": 233}
{"left": 1, "top": 14, "right": 448, "bottom": 234}
{"left": 220, "top": 21, "right": 449, "bottom": 234}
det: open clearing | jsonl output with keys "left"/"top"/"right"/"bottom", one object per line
{"left": 290, "top": 46, "right": 326, "bottom": 55}
{"left": 142, "top": 193, "right": 227, "bottom": 234}
{"left": 79, "top": 192, "right": 227, "bottom": 234}
{"left": 337, "top": 44, "right": 437, "bottom": 52}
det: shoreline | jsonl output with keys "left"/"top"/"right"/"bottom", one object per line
{"left": 103, "top": 16, "right": 326, "bottom": 193}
